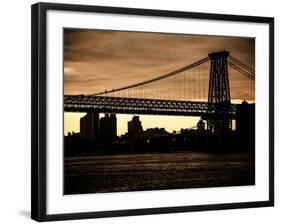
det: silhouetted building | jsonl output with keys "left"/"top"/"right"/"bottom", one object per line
{"left": 64, "top": 132, "right": 81, "bottom": 156}
{"left": 197, "top": 119, "right": 205, "bottom": 131}
{"left": 128, "top": 116, "right": 143, "bottom": 140}
{"left": 145, "top": 127, "right": 168, "bottom": 136}
{"left": 236, "top": 100, "right": 255, "bottom": 149}
{"left": 80, "top": 113, "right": 99, "bottom": 142}
{"left": 99, "top": 113, "right": 117, "bottom": 143}
{"left": 143, "top": 128, "right": 171, "bottom": 151}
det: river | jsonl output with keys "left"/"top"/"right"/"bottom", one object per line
{"left": 64, "top": 151, "right": 254, "bottom": 194}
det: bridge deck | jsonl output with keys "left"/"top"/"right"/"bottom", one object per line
{"left": 64, "top": 95, "right": 237, "bottom": 117}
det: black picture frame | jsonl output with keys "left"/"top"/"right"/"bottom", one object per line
{"left": 31, "top": 2, "right": 274, "bottom": 222}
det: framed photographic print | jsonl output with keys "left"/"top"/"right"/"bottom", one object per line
{"left": 31, "top": 2, "right": 274, "bottom": 222}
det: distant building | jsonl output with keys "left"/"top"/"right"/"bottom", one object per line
{"left": 128, "top": 116, "right": 143, "bottom": 140}
{"left": 236, "top": 100, "right": 255, "bottom": 147}
{"left": 143, "top": 128, "right": 171, "bottom": 149}
{"left": 197, "top": 119, "right": 205, "bottom": 131}
{"left": 64, "top": 132, "right": 81, "bottom": 156}
{"left": 99, "top": 113, "right": 117, "bottom": 143}
{"left": 145, "top": 127, "right": 168, "bottom": 136}
{"left": 80, "top": 113, "right": 99, "bottom": 142}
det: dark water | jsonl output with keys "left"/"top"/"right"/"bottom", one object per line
{"left": 64, "top": 152, "right": 255, "bottom": 194}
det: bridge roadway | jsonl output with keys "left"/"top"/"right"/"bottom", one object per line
{"left": 64, "top": 95, "right": 237, "bottom": 118}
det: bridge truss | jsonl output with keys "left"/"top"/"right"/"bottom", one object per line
{"left": 64, "top": 95, "right": 237, "bottom": 117}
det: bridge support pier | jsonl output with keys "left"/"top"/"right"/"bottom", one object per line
{"left": 207, "top": 51, "right": 232, "bottom": 135}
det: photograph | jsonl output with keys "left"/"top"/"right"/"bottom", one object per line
{"left": 63, "top": 29, "right": 255, "bottom": 195}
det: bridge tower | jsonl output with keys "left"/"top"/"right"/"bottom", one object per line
{"left": 207, "top": 51, "right": 232, "bottom": 134}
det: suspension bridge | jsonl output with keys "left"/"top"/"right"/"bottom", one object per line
{"left": 64, "top": 51, "right": 254, "bottom": 133}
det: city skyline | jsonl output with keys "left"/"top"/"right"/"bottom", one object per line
{"left": 64, "top": 112, "right": 202, "bottom": 136}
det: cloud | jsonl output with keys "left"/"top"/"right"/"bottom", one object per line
{"left": 64, "top": 28, "right": 255, "bottom": 102}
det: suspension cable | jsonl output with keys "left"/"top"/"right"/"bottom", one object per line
{"left": 91, "top": 56, "right": 210, "bottom": 96}
{"left": 228, "top": 55, "right": 255, "bottom": 74}
{"left": 228, "top": 61, "right": 255, "bottom": 81}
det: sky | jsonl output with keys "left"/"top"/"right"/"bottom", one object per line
{"left": 63, "top": 29, "right": 255, "bottom": 135}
